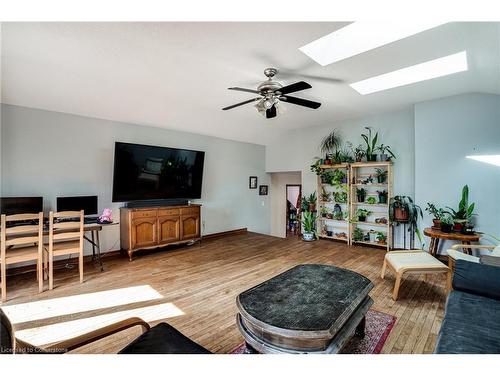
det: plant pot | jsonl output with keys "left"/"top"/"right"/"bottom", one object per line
{"left": 378, "top": 195, "right": 388, "bottom": 204}
{"left": 324, "top": 159, "right": 332, "bottom": 165}
{"left": 341, "top": 177, "right": 347, "bottom": 184}
{"left": 367, "top": 154, "right": 377, "bottom": 162}
{"left": 358, "top": 216, "right": 367, "bottom": 222}
{"left": 302, "top": 232, "right": 315, "bottom": 241}
{"left": 369, "top": 232, "right": 377, "bottom": 243}
{"left": 326, "top": 230, "right": 333, "bottom": 237}
{"left": 377, "top": 240, "right": 387, "bottom": 245}
{"left": 460, "top": 224, "right": 475, "bottom": 235}
{"left": 326, "top": 213, "right": 333, "bottom": 219}
{"left": 357, "top": 195, "right": 366, "bottom": 203}
{"left": 321, "top": 213, "right": 327, "bottom": 218}
{"left": 453, "top": 222, "right": 463, "bottom": 232}
{"left": 432, "top": 219, "right": 441, "bottom": 229}
{"left": 379, "top": 154, "right": 389, "bottom": 162}
{"left": 376, "top": 176, "right": 387, "bottom": 183}
{"left": 308, "top": 203, "right": 316, "bottom": 212}
{"left": 356, "top": 157, "right": 363, "bottom": 162}
{"left": 394, "top": 207, "right": 409, "bottom": 222}
{"left": 440, "top": 223, "right": 453, "bottom": 233}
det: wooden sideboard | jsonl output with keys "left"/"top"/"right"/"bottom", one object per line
{"left": 120, "top": 204, "right": 201, "bottom": 260}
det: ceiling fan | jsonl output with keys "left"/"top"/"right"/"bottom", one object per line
{"left": 222, "top": 68, "right": 321, "bottom": 119}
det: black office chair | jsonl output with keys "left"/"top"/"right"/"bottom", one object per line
{"left": 0, "top": 308, "right": 211, "bottom": 354}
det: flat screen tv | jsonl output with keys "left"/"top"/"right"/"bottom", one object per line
{"left": 112, "top": 142, "right": 205, "bottom": 202}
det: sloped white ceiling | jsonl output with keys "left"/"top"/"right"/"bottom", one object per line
{"left": 1, "top": 22, "right": 499, "bottom": 145}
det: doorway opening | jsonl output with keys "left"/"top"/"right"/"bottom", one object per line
{"left": 286, "top": 184, "right": 301, "bottom": 238}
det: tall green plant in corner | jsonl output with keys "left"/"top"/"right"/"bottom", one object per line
{"left": 361, "top": 126, "right": 379, "bottom": 162}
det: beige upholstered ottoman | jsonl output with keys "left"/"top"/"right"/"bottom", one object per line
{"left": 381, "top": 250, "right": 451, "bottom": 300}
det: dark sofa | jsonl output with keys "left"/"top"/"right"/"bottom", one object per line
{"left": 434, "top": 259, "right": 500, "bottom": 353}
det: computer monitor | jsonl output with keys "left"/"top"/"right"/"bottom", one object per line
{"left": 56, "top": 195, "right": 98, "bottom": 216}
{"left": 0, "top": 197, "right": 44, "bottom": 215}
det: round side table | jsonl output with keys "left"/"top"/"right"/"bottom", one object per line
{"left": 423, "top": 227, "right": 481, "bottom": 257}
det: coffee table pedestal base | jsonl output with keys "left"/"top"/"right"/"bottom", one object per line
{"left": 237, "top": 296, "right": 373, "bottom": 354}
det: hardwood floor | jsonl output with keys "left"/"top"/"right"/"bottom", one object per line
{"left": 1, "top": 232, "right": 448, "bottom": 354}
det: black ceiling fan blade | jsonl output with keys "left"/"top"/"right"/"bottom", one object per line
{"left": 277, "top": 81, "right": 312, "bottom": 95}
{"left": 266, "top": 105, "right": 277, "bottom": 119}
{"left": 228, "top": 87, "right": 261, "bottom": 94}
{"left": 280, "top": 95, "right": 321, "bottom": 109}
{"left": 222, "top": 97, "right": 260, "bottom": 110}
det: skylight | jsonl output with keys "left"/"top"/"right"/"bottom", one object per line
{"left": 466, "top": 154, "right": 500, "bottom": 167}
{"left": 299, "top": 21, "right": 447, "bottom": 66}
{"left": 350, "top": 51, "right": 468, "bottom": 95}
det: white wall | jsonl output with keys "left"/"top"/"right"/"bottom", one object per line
{"left": 270, "top": 172, "right": 301, "bottom": 238}
{"left": 415, "top": 93, "right": 500, "bottom": 253}
{"left": 1, "top": 104, "right": 271, "bottom": 256}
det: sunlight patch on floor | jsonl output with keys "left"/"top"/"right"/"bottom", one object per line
{"left": 2, "top": 285, "right": 163, "bottom": 324}
{"left": 15, "top": 302, "right": 185, "bottom": 347}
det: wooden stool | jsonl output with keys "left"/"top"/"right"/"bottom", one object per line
{"left": 381, "top": 250, "right": 451, "bottom": 300}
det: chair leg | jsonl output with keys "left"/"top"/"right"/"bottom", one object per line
{"left": 392, "top": 273, "right": 402, "bottom": 301}
{"left": 37, "top": 259, "right": 43, "bottom": 293}
{"left": 49, "top": 251, "right": 54, "bottom": 290}
{"left": 381, "top": 258, "right": 387, "bottom": 279}
{"left": 1, "top": 262, "right": 6, "bottom": 302}
{"left": 446, "top": 270, "right": 452, "bottom": 293}
{"left": 79, "top": 251, "right": 83, "bottom": 284}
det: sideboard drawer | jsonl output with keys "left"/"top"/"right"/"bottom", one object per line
{"left": 131, "top": 210, "right": 157, "bottom": 219}
{"left": 158, "top": 208, "right": 180, "bottom": 216}
{"left": 181, "top": 207, "right": 200, "bottom": 215}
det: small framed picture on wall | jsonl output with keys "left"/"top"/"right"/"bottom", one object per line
{"left": 249, "top": 176, "right": 258, "bottom": 189}
{"left": 259, "top": 185, "right": 268, "bottom": 195}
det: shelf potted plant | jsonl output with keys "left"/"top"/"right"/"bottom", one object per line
{"left": 326, "top": 225, "right": 333, "bottom": 237}
{"left": 356, "top": 188, "right": 367, "bottom": 202}
{"left": 352, "top": 227, "right": 364, "bottom": 242}
{"left": 356, "top": 208, "right": 372, "bottom": 222}
{"left": 320, "top": 206, "right": 328, "bottom": 218}
{"left": 445, "top": 185, "right": 475, "bottom": 232}
{"left": 320, "top": 188, "right": 331, "bottom": 203}
{"left": 361, "top": 126, "right": 379, "bottom": 162}
{"left": 367, "top": 196, "right": 377, "bottom": 204}
{"left": 332, "top": 168, "right": 347, "bottom": 185}
{"left": 300, "top": 211, "right": 317, "bottom": 241}
{"left": 377, "top": 190, "right": 388, "bottom": 204}
{"left": 376, "top": 232, "right": 387, "bottom": 245}
{"left": 333, "top": 210, "right": 344, "bottom": 221}
{"left": 348, "top": 142, "right": 366, "bottom": 162}
{"left": 368, "top": 229, "right": 377, "bottom": 243}
{"left": 374, "top": 168, "right": 388, "bottom": 183}
{"left": 319, "top": 130, "right": 341, "bottom": 165}
{"left": 440, "top": 213, "right": 454, "bottom": 233}
{"left": 376, "top": 144, "right": 396, "bottom": 161}
{"left": 425, "top": 203, "right": 445, "bottom": 229}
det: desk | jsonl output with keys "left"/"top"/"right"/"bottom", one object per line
{"left": 6, "top": 222, "right": 118, "bottom": 272}
{"left": 423, "top": 227, "right": 481, "bottom": 257}
{"left": 79, "top": 223, "right": 119, "bottom": 271}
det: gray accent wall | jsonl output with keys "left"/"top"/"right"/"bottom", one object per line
{"left": 1, "top": 104, "right": 271, "bottom": 256}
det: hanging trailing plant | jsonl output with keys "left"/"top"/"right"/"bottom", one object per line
{"left": 319, "top": 130, "right": 342, "bottom": 161}
{"left": 389, "top": 195, "right": 424, "bottom": 247}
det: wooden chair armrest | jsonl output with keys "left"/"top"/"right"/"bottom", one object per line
{"left": 451, "top": 244, "right": 495, "bottom": 251}
{"left": 44, "top": 317, "right": 151, "bottom": 353}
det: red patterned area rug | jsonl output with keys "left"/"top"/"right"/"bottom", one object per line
{"left": 230, "top": 309, "right": 396, "bottom": 354}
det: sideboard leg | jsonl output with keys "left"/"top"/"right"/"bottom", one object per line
{"left": 128, "top": 251, "right": 133, "bottom": 262}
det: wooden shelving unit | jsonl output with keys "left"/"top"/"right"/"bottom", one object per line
{"left": 349, "top": 162, "right": 393, "bottom": 251}
{"left": 316, "top": 164, "right": 350, "bottom": 243}
{"left": 315, "top": 161, "right": 393, "bottom": 250}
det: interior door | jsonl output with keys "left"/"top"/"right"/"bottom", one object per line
{"left": 131, "top": 217, "right": 157, "bottom": 249}
{"left": 158, "top": 215, "right": 181, "bottom": 244}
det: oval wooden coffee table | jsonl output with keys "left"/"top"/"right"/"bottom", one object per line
{"left": 423, "top": 227, "right": 481, "bottom": 257}
{"left": 236, "top": 264, "right": 373, "bottom": 354}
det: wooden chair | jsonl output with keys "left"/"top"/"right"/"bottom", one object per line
{"left": 0, "top": 213, "right": 44, "bottom": 302}
{"left": 44, "top": 211, "right": 84, "bottom": 290}
{"left": 447, "top": 243, "right": 500, "bottom": 272}
{"left": 1, "top": 308, "right": 210, "bottom": 354}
